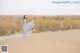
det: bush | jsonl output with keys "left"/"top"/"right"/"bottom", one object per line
{"left": 27, "top": 16, "right": 80, "bottom": 32}
{"left": 0, "top": 17, "right": 22, "bottom": 36}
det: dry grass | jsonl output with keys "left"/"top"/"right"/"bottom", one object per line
{"left": 26, "top": 16, "right": 80, "bottom": 32}
{"left": 0, "top": 15, "right": 22, "bottom": 36}
{"left": 0, "top": 15, "right": 80, "bottom": 36}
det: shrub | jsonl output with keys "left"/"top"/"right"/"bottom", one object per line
{"left": 0, "top": 17, "right": 22, "bottom": 36}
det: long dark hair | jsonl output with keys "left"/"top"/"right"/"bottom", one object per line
{"left": 23, "top": 15, "right": 28, "bottom": 20}
{"left": 23, "top": 15, "right": 26, "bottom": 19}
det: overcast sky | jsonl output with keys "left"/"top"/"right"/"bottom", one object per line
{"left": 0, "top": 0, "right": 80, "bottom": 15}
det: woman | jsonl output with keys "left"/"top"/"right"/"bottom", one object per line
{"left": 23, "top": 15, "right": 35, "bottom": 37}
{"left": 23, "top": 15, "right": 27, "bottom": 37}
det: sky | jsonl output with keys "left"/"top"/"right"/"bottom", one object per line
{"left": 0, "top": 0, "right": 80, "bottom": 15}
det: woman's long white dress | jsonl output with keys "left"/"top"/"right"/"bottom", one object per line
{"left": 23, "top": 19, "right": 35, "bottom": 36}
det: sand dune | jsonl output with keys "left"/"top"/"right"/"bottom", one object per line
{"left": 0, "top": 30, "right": 80, "bottom": 53}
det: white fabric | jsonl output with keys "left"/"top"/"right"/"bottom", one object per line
{"left": 23, "top": 20, "right": 35, "bottom": 34}
{"left": 23, "top": 19, "right": 27, "bottom": 23}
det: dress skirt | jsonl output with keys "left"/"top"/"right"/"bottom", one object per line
{"left": 23, "top": 20, "right": 35, "bottom": 35}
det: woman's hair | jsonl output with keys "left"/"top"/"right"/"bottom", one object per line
{"left": 23, "top": 15, "right": 28, "bottom": 20}
{"left": 23, "top": 15, "right": 26, "bottom": 19}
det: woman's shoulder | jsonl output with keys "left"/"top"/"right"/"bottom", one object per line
{"left": 23, "top": 19, "right": 27, "bottom": 22}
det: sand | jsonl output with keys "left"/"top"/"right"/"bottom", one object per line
{"left": 0, "top": 30, "right": 80, "bottom": 53}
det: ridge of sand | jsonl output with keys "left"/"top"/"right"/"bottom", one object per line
{"left": 0, "top": 30, "right": 80, "bottom": 53}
